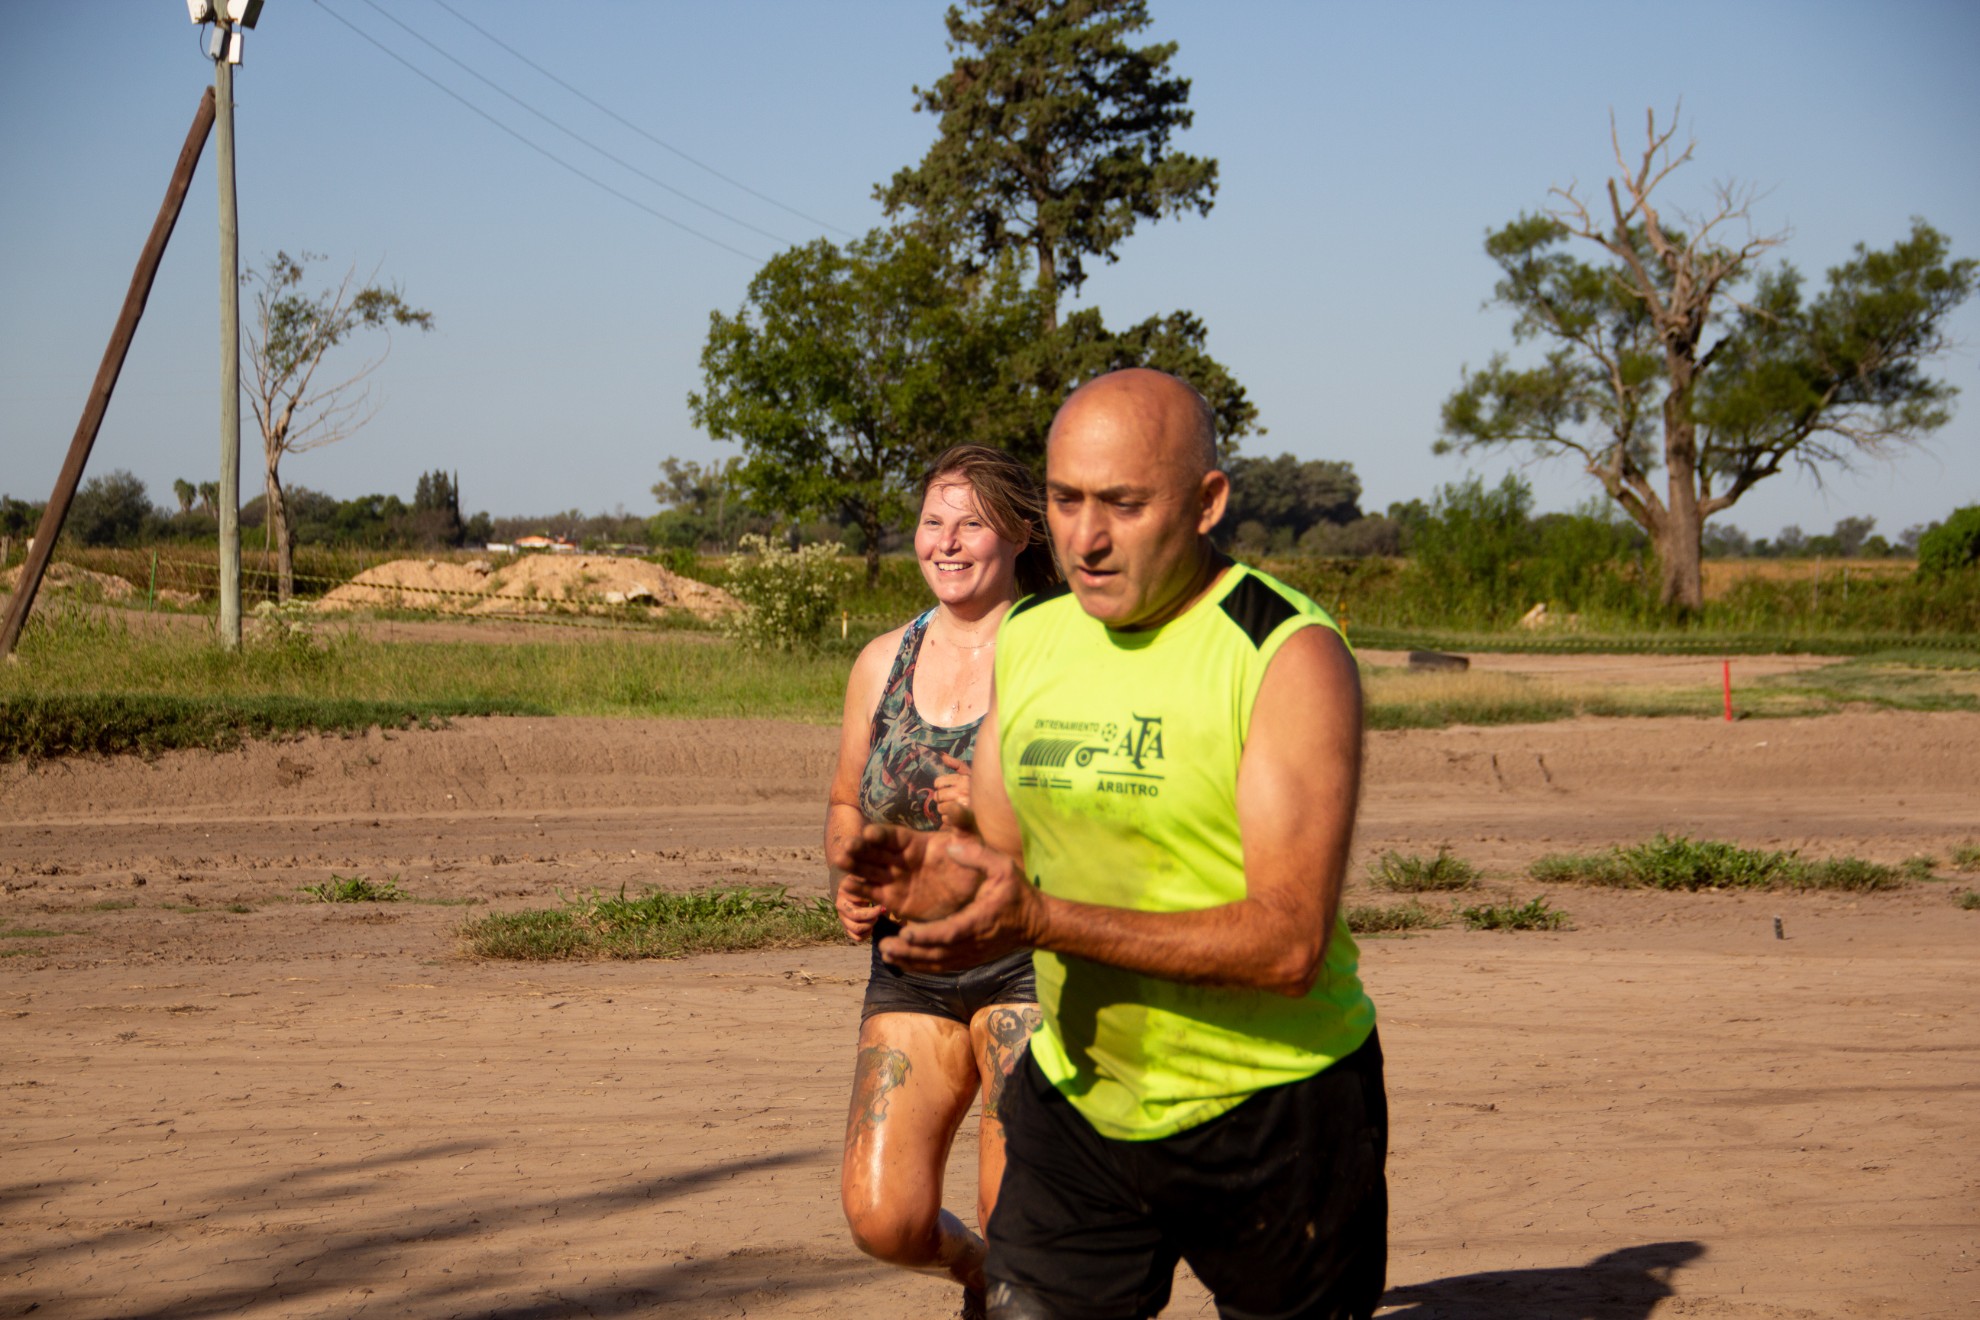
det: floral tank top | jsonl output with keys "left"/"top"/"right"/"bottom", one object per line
{"left": 858, "top": 611, "right": 979, "bottom": 831}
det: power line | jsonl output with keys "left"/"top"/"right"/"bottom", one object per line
{"left": 311, "top": 0, "right": 763, "bottom": 263}
{"left": 423, "top": 0, "right": 855, "bottom": 240}
{"left": 348, "top": 0, "right": 798, "bottom": 249}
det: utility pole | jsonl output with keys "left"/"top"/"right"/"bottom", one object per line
{"left": 211, "top": 9, "right": 243, "bottom": 649}
{"left": 0, "top": 89, "right": 216, "bottom": 661}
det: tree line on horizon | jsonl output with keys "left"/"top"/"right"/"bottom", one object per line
{"left": 5, "top": 462, "right": 1959, "bottom": 577}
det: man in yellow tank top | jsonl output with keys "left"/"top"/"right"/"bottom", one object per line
{"left": 835, "top": 369, "right": 1385, "bottom": 1320}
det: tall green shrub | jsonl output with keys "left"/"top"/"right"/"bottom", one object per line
{"left": 1916, "top": 507, "right": 1980, "bottom": 576}
{"left": 720, "top": 535, "right": 852, "bottom": 651}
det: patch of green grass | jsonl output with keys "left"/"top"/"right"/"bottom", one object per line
{"left": 462, "top": 885, "right": 840, "bottom": 961}
{"left": 1532, "top": 835, "right": 1904, "bottom": 893}
{"left": 223, "top": 902, "right": 254, "bottom": 914}
{"left": 1758, "top": 660, "right": 1980, "bottom": 714}
{"left": 0, "top": 927, "right": 67, "bottom": 939}
{"left": 1367, "top": 847, "right": 1479, "bottom": 892}
{"left": 0, "top": 607, "right": 856, "bottom": 761}
{"left": 299, "top": 874, "right": 405, "bottom": 903}
{"left": 0, "top": 692, "right": 519, "bottom": 762}
{"left": 1795, "top": 856, "right": 1902, "bottom": 891}
{"left": 89, "top": 898, "right": 138, "bottom": 911}
{"left": 1458, "top": 897, "right": 1571, "bottom": 931}
{"left": 1899, "top": 855, "right": 1940, "bottom": 883}
{"left": 1344, "top": 626, "right": 1980, "bottom": 660}
{"left": 1951, "top": 843, "right": 1980, "bottom": 873}
{"left": 409, "top": 895, "right": 486, "bottom": 907}
{"left": 1954, "top": 889, "right": 1980, "bottom": 911}
{"left": 1344, "top": 901, "right": 1444, "bottom": 934}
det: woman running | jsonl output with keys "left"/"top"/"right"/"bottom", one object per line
{"left": 825, "top": 445, "right": 1056, "bottom": 1319}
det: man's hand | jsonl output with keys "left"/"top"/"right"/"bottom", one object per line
{"left": 830, "top": 823, "right": 987, "bottom": 924}
{"left": 832, "top": 872, "right": 884, "bottom": 942}
{"left": 877, "top": 834, "right": 1041, "bottom": 973}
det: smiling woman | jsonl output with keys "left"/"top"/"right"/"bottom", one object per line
{"left": 820, "top": 443, "right": 1057, "bottom": 1317}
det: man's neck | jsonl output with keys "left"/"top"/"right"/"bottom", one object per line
{"left": 1115, "top": 546, "right": 1231, "bottom": 633}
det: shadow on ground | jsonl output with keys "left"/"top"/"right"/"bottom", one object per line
{"left": 8, "top": 1143, "right": 861, "bottom": 1320}
{"left": 1379, "top": 1241, "right": 1706, "bottom": 1319}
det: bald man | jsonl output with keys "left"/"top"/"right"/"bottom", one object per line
{"left": 834, "top": 368, "right": 1384, "bottom": 1320}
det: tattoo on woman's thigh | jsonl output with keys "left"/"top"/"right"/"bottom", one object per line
{"left": 982, "top": 1006, "right": 1042, "bottom": 1121}
{"left": 849, "top": 1045, "right": 913, "bottom": 1136}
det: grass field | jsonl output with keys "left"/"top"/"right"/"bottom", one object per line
{"left": 4, "top": 595, "right": 1976, "bottom": 760}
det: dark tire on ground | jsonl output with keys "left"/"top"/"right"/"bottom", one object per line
{"left": 1407, "top": 649, "right": 1470, "bottom": 671}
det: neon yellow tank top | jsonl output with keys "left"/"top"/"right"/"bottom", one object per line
{"left": 995, "top": 563, "right": 1376, "bottom": 1140}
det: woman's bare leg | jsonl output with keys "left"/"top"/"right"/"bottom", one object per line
{"left": 969, "top": 1003, "right": 1042, "bottom": 1234}
{"left": 841, "top": 1011, "right": 986, "bottom": 1290}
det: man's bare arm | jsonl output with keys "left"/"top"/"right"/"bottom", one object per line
{"left": 880, "top": 626, "right": 1362, "bottom": 996}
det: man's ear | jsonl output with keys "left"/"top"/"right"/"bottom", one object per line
{"left": 1197, "top": 469, "right": 1231, "bottom": 536}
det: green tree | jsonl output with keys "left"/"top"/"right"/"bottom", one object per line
{"left": 1220, "top": 453, "right": 1363, "bottom": 548}
{"left": 648, "top": 456, "right": 763, "bottom": 550}
{"left": 2, "top": 495, "right": 42, "bottom": 540}
{"left": 410, "top": 470, "right": 466, "bottom": 548}
{"left": 1439, "top": 109, "right": 1976, "bottom": 613}
{"left": 879, "top": 0, "right": 1217, "bottom": 327}
{"left": 1916, "top": 506, "right": 1980, "bottom": 575}
{"left": 243, "top": 251, "right": 433, "bottom": 601}
{"left": 64, "top": 469, "right": 154, "bottom": 548}
{"left": 690, "top": 229, "right": 1039, "bottom": 585}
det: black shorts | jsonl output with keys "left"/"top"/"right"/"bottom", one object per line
{"left": 986, "top": 1030, "right": 1387, "bottom": 1320}
{"left": 859, "top": 916, "right": 1038, "bottom": 1023}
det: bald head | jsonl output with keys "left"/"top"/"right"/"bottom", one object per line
{"left": 1049, "top": 369, "right": 1218, "bottom": 479}
{"left": 1043, "top": 368, "right": 1232, "bottom": 630}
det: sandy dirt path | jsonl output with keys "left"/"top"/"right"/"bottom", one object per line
{"left": 4, "top": 710, "right": 1978, "bottom": 1318}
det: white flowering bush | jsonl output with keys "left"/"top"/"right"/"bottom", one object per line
{"left": 720, "top": 535, "right": 851, "bottom": 651}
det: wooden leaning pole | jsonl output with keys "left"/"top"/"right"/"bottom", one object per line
{"left": 0, "top": 87, "right": 217, "bottom": 662}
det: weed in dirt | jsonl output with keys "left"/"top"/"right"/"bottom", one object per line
{"left": 1532, "top": 835, "right": 1903, "bottom": 892}
{"left": 1955, "top": 889, "right": 1980, "bottom": 910}
{"left": 299, "top": 874, "right": 406, "bottom": 903}
{"left": 1368, "top": 847, "right": 1478, "bottom": 892}
{"left": 223, "top": 903, "right": 254, "bottom": 914}
{"left": 1950, "top": 843, "right": 1980, "bottom": 872}
{"left": 463, "top": 885, "right": 840, "bottom": 961}
{"left": 0, "top": 927, "right": 66, "bottom": 939}
{"left": 1345, "top": 902, "right": 1444, "bottom": 934}
{"left": 1794, "top": 856, "right": 1902, "bottom": 891}
{"left": 1458, "top": 897, "right": 1571, "bottom": 931}
{"left": 89, "top": 898, "right": 138, "bottom": 911}
{"left": 410, "top": 896, "right": 486, "bottom": 907}
{"left": 1899, "top": 855, "right": 1940, "bottom": 882}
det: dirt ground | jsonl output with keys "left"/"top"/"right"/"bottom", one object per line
{"left": 4, "top": 702, "right": 1978, "bottom": 1319}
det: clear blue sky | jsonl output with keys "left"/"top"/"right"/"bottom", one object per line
{"left": 3, "top": 0, "right": 1976, "bottom": 544}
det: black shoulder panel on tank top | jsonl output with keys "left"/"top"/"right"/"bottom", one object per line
{"left": 1007, "top": 581, "right": 1072, "bottom": 620}
{"left": 1220, "top": 572, "right": 1299, "bottom": 649}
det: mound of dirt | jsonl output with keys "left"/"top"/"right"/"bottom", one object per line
{"left": 1, "top": 561, "right": 139, "bottom": 601}
{"left": 313, "top": 554, "right": 738, "bottom": 621}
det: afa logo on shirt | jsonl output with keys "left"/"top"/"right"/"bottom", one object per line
{"left": 1016, "top": 714, "right": 1166, "bottom": 795}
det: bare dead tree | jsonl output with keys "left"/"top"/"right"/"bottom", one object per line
{"left": 1441, "top": 107, "right": 1974, "bottom": 612}
{"left": 243, "top": 251, "right": 432, "bottom": 601}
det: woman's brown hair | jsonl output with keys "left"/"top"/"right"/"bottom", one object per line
{"left": 920, "top": 444, "right": 1060, "bottom": 597}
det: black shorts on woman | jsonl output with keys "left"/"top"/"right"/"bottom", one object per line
{"left": 856, "top": 611, "right": 1035, "bottom": 1023}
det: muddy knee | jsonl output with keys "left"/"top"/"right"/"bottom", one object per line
{"left": 846, "top": 1205, "right": 942, "bottom": 1266}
